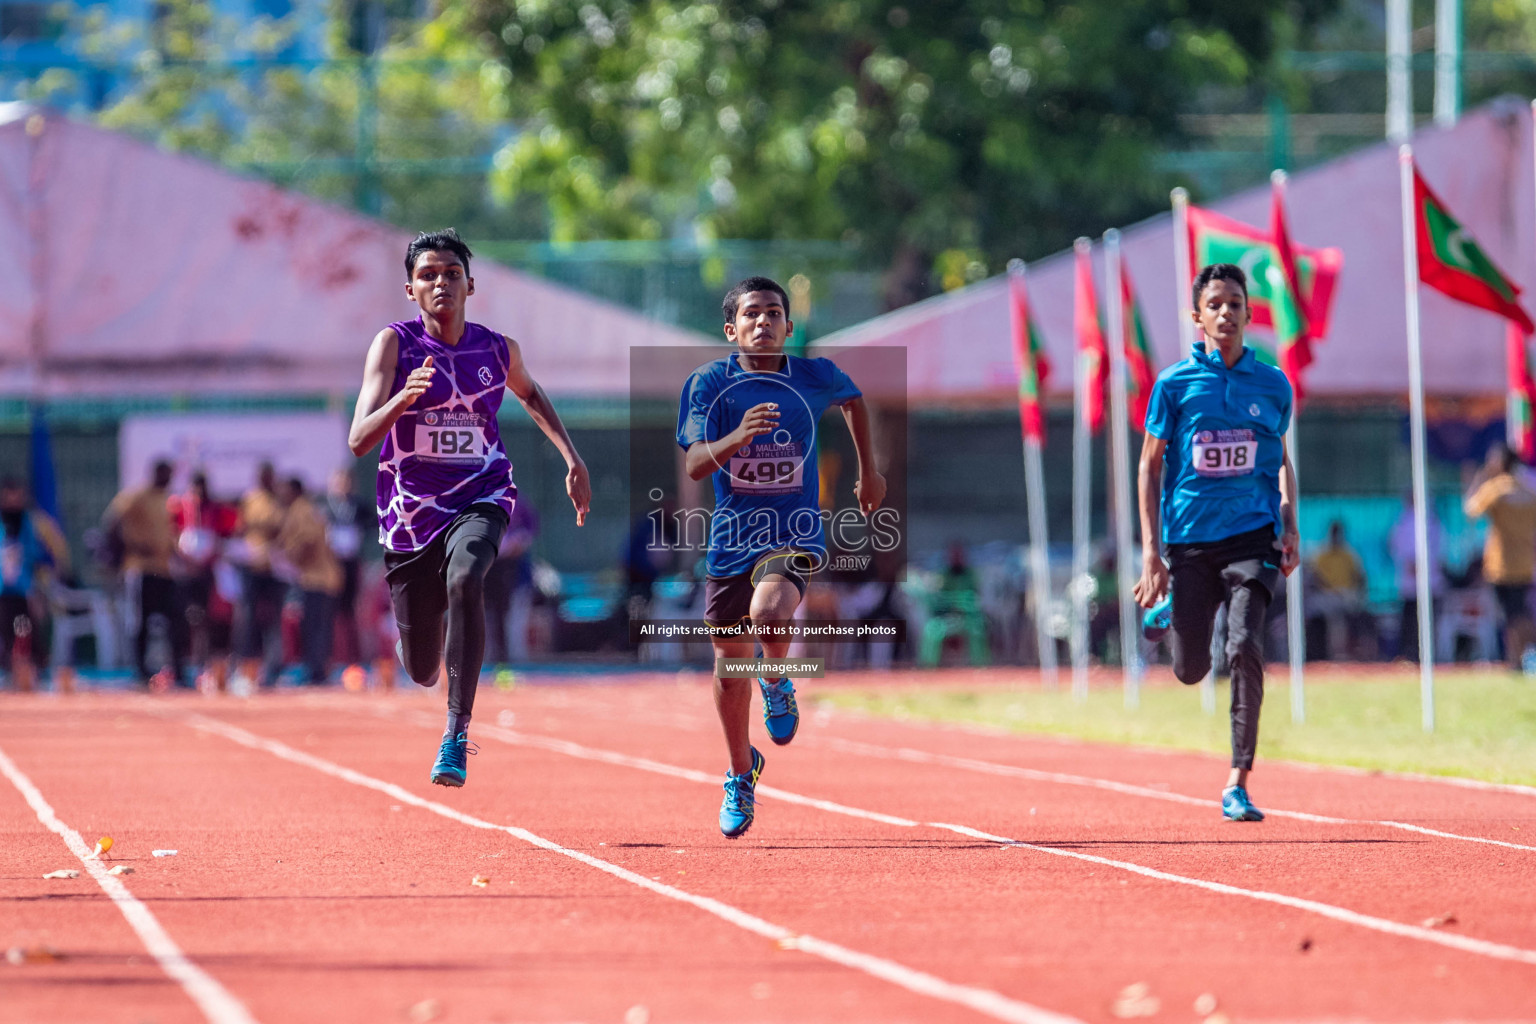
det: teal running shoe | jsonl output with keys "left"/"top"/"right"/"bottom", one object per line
{"left": 719, "top": 746, "right": 766, "bottom": 838}
{"left": 430, "top": 732, "right": 477, "bottom": 787}
{"left": 758, "top": 677, "right": 800, "bottom": 745}
{"left": 1142, "top": 595, "right": 1172, "bottom": 641}
{"left": 1221, "top": 785, "right": 1265, "bottom": 822}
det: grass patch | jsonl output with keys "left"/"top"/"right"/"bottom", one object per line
{"left": 817, "top": 670, "right": 1536, "bottom": 786}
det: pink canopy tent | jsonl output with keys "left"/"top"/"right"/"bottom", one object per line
{"left": 0, "top": 104, "right": 709, "bottom": 399}
{"left": 817, "top": 98, "right": 1536, "bottom": 403}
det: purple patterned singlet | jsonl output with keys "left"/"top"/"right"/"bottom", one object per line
{"left": 376, "top": 318, "right": 516, "bottom": 552}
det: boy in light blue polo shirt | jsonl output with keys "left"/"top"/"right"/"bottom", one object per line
{"left": 1133, "top": 263, "right": 1300, "bottom": 822}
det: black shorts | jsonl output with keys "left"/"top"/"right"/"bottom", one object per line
{"left": 703, "top": 548, "right": 816, "bottom": 633}
{"left": 1166, "top": 524, "right": 1283, "bottom": 614}
{"left": 383, "top": 503, "right": 508, "bottom": 622}
{"left": 1494, "top": 584, "right": 1531, "bottom": 624}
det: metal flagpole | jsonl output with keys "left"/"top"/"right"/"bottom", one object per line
{"left": 1171, "top": 188, "right": 1218, "bottom": 715}
{"left": 1399, "top": 144, "right": 1436, "bottom": 732}
{"left": 1104, "top": 229, "right": 1141, "bottom": 707}
{"left": 1434, "top": 0, "right": 1461, "bottom": 129}
{"left": 1071, "top": 238, "right": 1094, "bottom": 702}
{"left": 1387, "top": 0, "right": 1413, "bottom": 143}
{"left": 1009, "top": 260, "right": 1058, "bottom": 689}
{"left": 1273, "top": 169, "right": 1307, "bottom": 725}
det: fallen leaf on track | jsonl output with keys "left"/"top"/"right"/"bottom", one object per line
{"left": 5, "top": 945, "right": 62, "bottom": 965}
{"left": 1111, "top": 982, "right": 1160, "bottom": 1019}
{"left": 1422, "top": 913, "right": 1458, "bottom": 929}
{"left": 1299, "top": 937, "right": 1314, "bottom": 952}
{"left": 107, "top": 865, "right": 134, "bottom": 876}
{"left": 407, "top": 998, "right": 441, "bottom": 1022}
{"left": 471, "top": 875, "right": 489, "bottom": 888}
{"left": 1193, "top": 993, "right": 1218, "bottom": 1016}
{"left": 42, "top": 870, "right": 79, "bottom": 879}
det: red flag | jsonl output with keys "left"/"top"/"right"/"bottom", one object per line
{"left": 1508, "top": 323, "right": 1536, "bottom": 464}
{"left": 1412, "top": 165, "right": 1536, "bottom": 333}
{"left": 1008, "top": 272, "right": 1051, "bottom": 444}
{"left": 1186, "top": 203, "right": 1344, "bottom": 341}
{"left": 1270, "top": 182, "right": 1315, "bottom": 404}
{"left": 1119, "top": 255, "right": 1156, "bottom": 432}
{"left": 1074, "top": 245, "right": 1109, "bottom": 434}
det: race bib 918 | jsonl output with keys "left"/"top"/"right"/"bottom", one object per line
{"left": 414, "top": 410, "right": 488, "bottom": 463}
{"left": 728, "top": 441, "right": 805, "bottom": 495}
{"left": 1191, "top": 429, "right": 1258, "bottom": 477}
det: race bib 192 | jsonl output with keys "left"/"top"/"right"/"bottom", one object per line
{"left": 1191, "top": 429, "right": 1258, "bottom": 477}
{"left": 413, "top": 410, "right": 488, "bottom": 463}
{"left": 728, "top": 441, "right": 805, "bottom": 495}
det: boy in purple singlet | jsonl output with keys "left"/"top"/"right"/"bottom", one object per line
{"left": 349, "top": 229, "right": 591, "bottom": 787}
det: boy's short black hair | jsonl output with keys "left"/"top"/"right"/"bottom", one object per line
{"left": 406, "top": 228, "right": 473, "bottom": 278}
{"left": 722, "top": 276, "right": 790, "bottom": 323}
{"left": 1191, "top": 263, "right": 1248, "bottom": 310}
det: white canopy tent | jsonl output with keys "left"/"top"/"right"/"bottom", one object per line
{"left": 0, "top": 104, "right": 710, "bottom": 399}
{"left": 817, "top": 98, "right": 1536, "bottom": 402}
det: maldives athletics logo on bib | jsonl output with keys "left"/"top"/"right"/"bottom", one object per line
{"left": 424, "top": 411, "right": 439, "bottom": 426}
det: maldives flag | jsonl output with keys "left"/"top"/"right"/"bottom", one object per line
{"left": 1270, "top": 183, "right": 1315, "bottom": 404}
{"left": 1075, "top": 245, "right": 1109, "bottom": 433}
{"left": 1118, "top": 255, "right": 1156, "bottom": 431}
{"left": 1008, "top": 272, "right": 1051, "bottom": 444}
{"left": 1508, "top": 323, "right": 1536, "bottom": 464}
{"left": 1186, "top": 204, "right": 1344, "bottom": 347}
{"left": 1412, "top": 165, "right": 1535, "bottom": 334}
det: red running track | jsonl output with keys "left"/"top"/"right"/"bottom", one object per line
{"left": 2, "top": 677, "right": 1534, "bottom": 1024}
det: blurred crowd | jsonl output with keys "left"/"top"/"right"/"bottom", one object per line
{"left": 10, "top": 440, "right": 1536, "bottom": 688}
{"left": 0, "top": 458, "right": 540, "bottom": 692}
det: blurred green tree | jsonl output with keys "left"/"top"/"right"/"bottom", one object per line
{"left": 441, "top": 0, "right": 1340, "bottom": 305}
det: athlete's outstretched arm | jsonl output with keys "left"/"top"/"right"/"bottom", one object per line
{"left": 1132, "top": 432, "right": 1169, "bottom": 608}
{"left": 1278, "top": 438, "right": 1301, "bottom": 576}
{"left": 348, "top": 328, "right": 434, "bottom": 456}
{"left": 503, "top": 335, "right": 590, "bottom": 526}
{"left": 839, "top": 397, "right": 886, "bottom": 515}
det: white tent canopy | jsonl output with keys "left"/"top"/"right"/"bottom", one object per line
{"left": 0, "top": 104, "right": 710, "bottom": 398}
{"left": 818, "top": 98, "right": 1536, "bottom": 402}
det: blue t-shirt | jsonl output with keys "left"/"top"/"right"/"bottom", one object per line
{"left": 676, "top": 352, "right": 862, "bottom": 577}
{"left": 1144, "top": 344, "right": 1292, "bottom": 546}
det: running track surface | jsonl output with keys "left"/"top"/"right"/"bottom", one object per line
{"left": 4, "top": 675, "right": 1535, "bottom": 1024}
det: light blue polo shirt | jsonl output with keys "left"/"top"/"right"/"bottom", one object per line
{"left": 1144, "top": 344, "right": 1292, "bottom": 546}
{"left": 677, "top": 352, "right": 862, "bottom": 577}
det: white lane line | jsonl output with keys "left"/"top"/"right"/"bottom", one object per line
{"left": 181, "top": 713, "right": 1080, "bottom": 1024}
{"left": 818, "top": 737, "right": 1536, "bottom": 854}
{"left": 0, "top": 743, "right": 259, "bottom": 1024}
{"left": 933, "top": 823, "right": 1536, "bottom": 968}
{"left": 820, "top": 704, "right": 1536, "bottom": 799}
{"left": 419, "top": 713, "right": 1536, "bottom": 968}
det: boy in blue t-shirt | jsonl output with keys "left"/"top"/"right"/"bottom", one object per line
{"left": 677, "top": 276, "right": 885, "bottom": 837}
{"left": 1133, "top": 264, "right": 1300, "bottom": 823}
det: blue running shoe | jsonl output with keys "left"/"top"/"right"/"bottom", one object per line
{"left": 758, "top": 677, "right": 799, "bottom": 745}
{"left": 719, "top": 746, "right": 765, "bottom": 838}
{"left": 1221, "top": 785, "right": 1265, "bottom": 822}
{"left": 430, "top": 732, "right": 477, "bottom": 787}
{"left": 1142, "top": 595, "right": 1172, "bottom": 641}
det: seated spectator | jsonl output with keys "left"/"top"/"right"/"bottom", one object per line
{"left": 1307, "top": 520, "right": 1368, "bottom": 660}
{"left": 1389, "top": 489, "right": 1446, "bottom": 662}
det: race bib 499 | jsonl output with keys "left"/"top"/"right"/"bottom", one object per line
{"left": 728, "top": 441, "right": 805, "bottom": 495}
{"left": 1191, "top": 429, "right": 1258, "bottom": 477}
